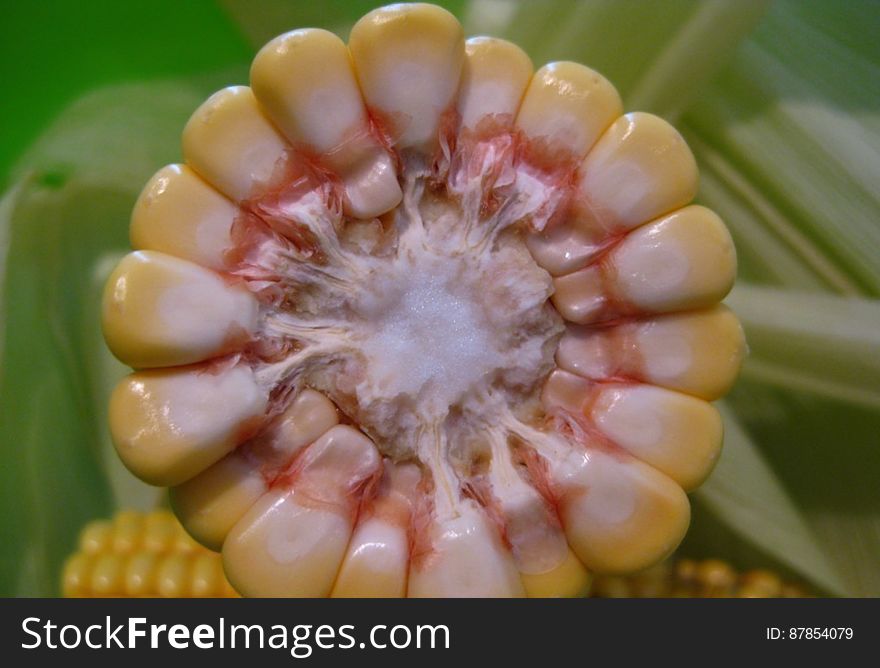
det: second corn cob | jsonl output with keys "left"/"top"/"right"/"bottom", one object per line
{"left": 62, "top": 510, "right": 238, "bottom": 597}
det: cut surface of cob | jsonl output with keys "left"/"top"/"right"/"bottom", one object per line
{"left": 102, "top": 3, "right": 744, "bottom": 597}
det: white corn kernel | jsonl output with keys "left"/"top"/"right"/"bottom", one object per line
{"left": 251, "top": 28, "right": 402, "bottom": 218}
{"left": 516, "top": 62, "right": 622, "bottom": 160}
{"left": 573, "top": 112, "right": 698, "bottom": 236}
{"left": 102, "top": 251, "right": 258, "bottom": 368}
{"left": 556, "top": 305, "right": 746, "bottom": 400}
{"left": 130, "top": 164, "right": 237, "bottom": 270}
{"left": 551, "top": 205, "right": 736, "bottom": 323}
{"left": 551, "top": 447, "right": 690, "bottom": 574}
{"left": 349, "top": 3, "right": 465, "bottom": 153}
{"left": 223, "top": 426, "right": 381, "bottom": 597}
{"left": 109, "top": 364, "right": 267, "bottom": 486}
{"left": 171, "top": 389, "right": 339, "bottom": 550}
{"left": 457, "top": 37, "right": 533, "bottom": 129}
{"left": 182, "top": 86, "right": 289, "bottom": 202}
{"left": 408, "top": 502, "right": 525, "bottom": 598}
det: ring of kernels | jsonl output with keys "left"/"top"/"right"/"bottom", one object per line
{"left": 102, "top": 3, "right": 745, "bottom": 597}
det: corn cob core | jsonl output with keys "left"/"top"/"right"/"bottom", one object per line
{"left": 102, "top": 3, "right": 745, "bottom": 597}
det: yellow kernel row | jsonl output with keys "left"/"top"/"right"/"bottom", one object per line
{"left": 78, "top": 509, "right": 202, "bottom": 556}
{"left": 63, "top": 510, "right": 238, "bottom": 597}
{"left": 592, "top": 558, "right": 813, "bottom": 598}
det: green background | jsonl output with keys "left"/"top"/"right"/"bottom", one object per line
{"left": 1, "top": 0, "right": 252, "bottom": 186}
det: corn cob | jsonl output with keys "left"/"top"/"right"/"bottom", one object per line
{"left": 62, "top": 510, "right": 238, "bottom": 597}
{"left": 592, "top": 558, "right": 813, "bottom": 598}
{"left": 101, "top": 3, "right": 744, "bottom": 597}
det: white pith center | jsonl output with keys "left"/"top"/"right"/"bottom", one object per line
{"left": 356, "top": 253, "right": 505, "bottom": 414}
{"left": 242, "top": 158, "right": 563, "bottom": 496}
{"left": 232, "top": 128, "right": 584, "bottom": 536}
{"left": 260, "top": 182, "right": 563, "bottom": 468}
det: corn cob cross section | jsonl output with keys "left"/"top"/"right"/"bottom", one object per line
{"left": 102, "top": 3, "right": 745, "bottom": 597}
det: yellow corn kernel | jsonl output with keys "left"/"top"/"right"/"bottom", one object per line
{"left": 551, "top": 206, "right": 736, "bottom": 324}
{"left": 61, "top": 553, "right": 93, "bottom": 598}
{"left": 125, "top": 552, "right": 159, "bottom": 597}
{"left": 223, "top": 426, "right": 382, "bottom": 598}
{"left": 79, "top": 519, "right": 113, "bottom": 554}
{"left": 111, "top": 509, "right": 145, "bottom": 554}
{"left": 556, "top": 305, "right": 747, "bottom": 401}
{"left": 90, "top": 553, "right": 126, "bottom": 597}
{"left": 143, "top": 509, "right": 179, "bottom": 552}
{"left": 553, "top": 448, "right": 690, "bottom": 574}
